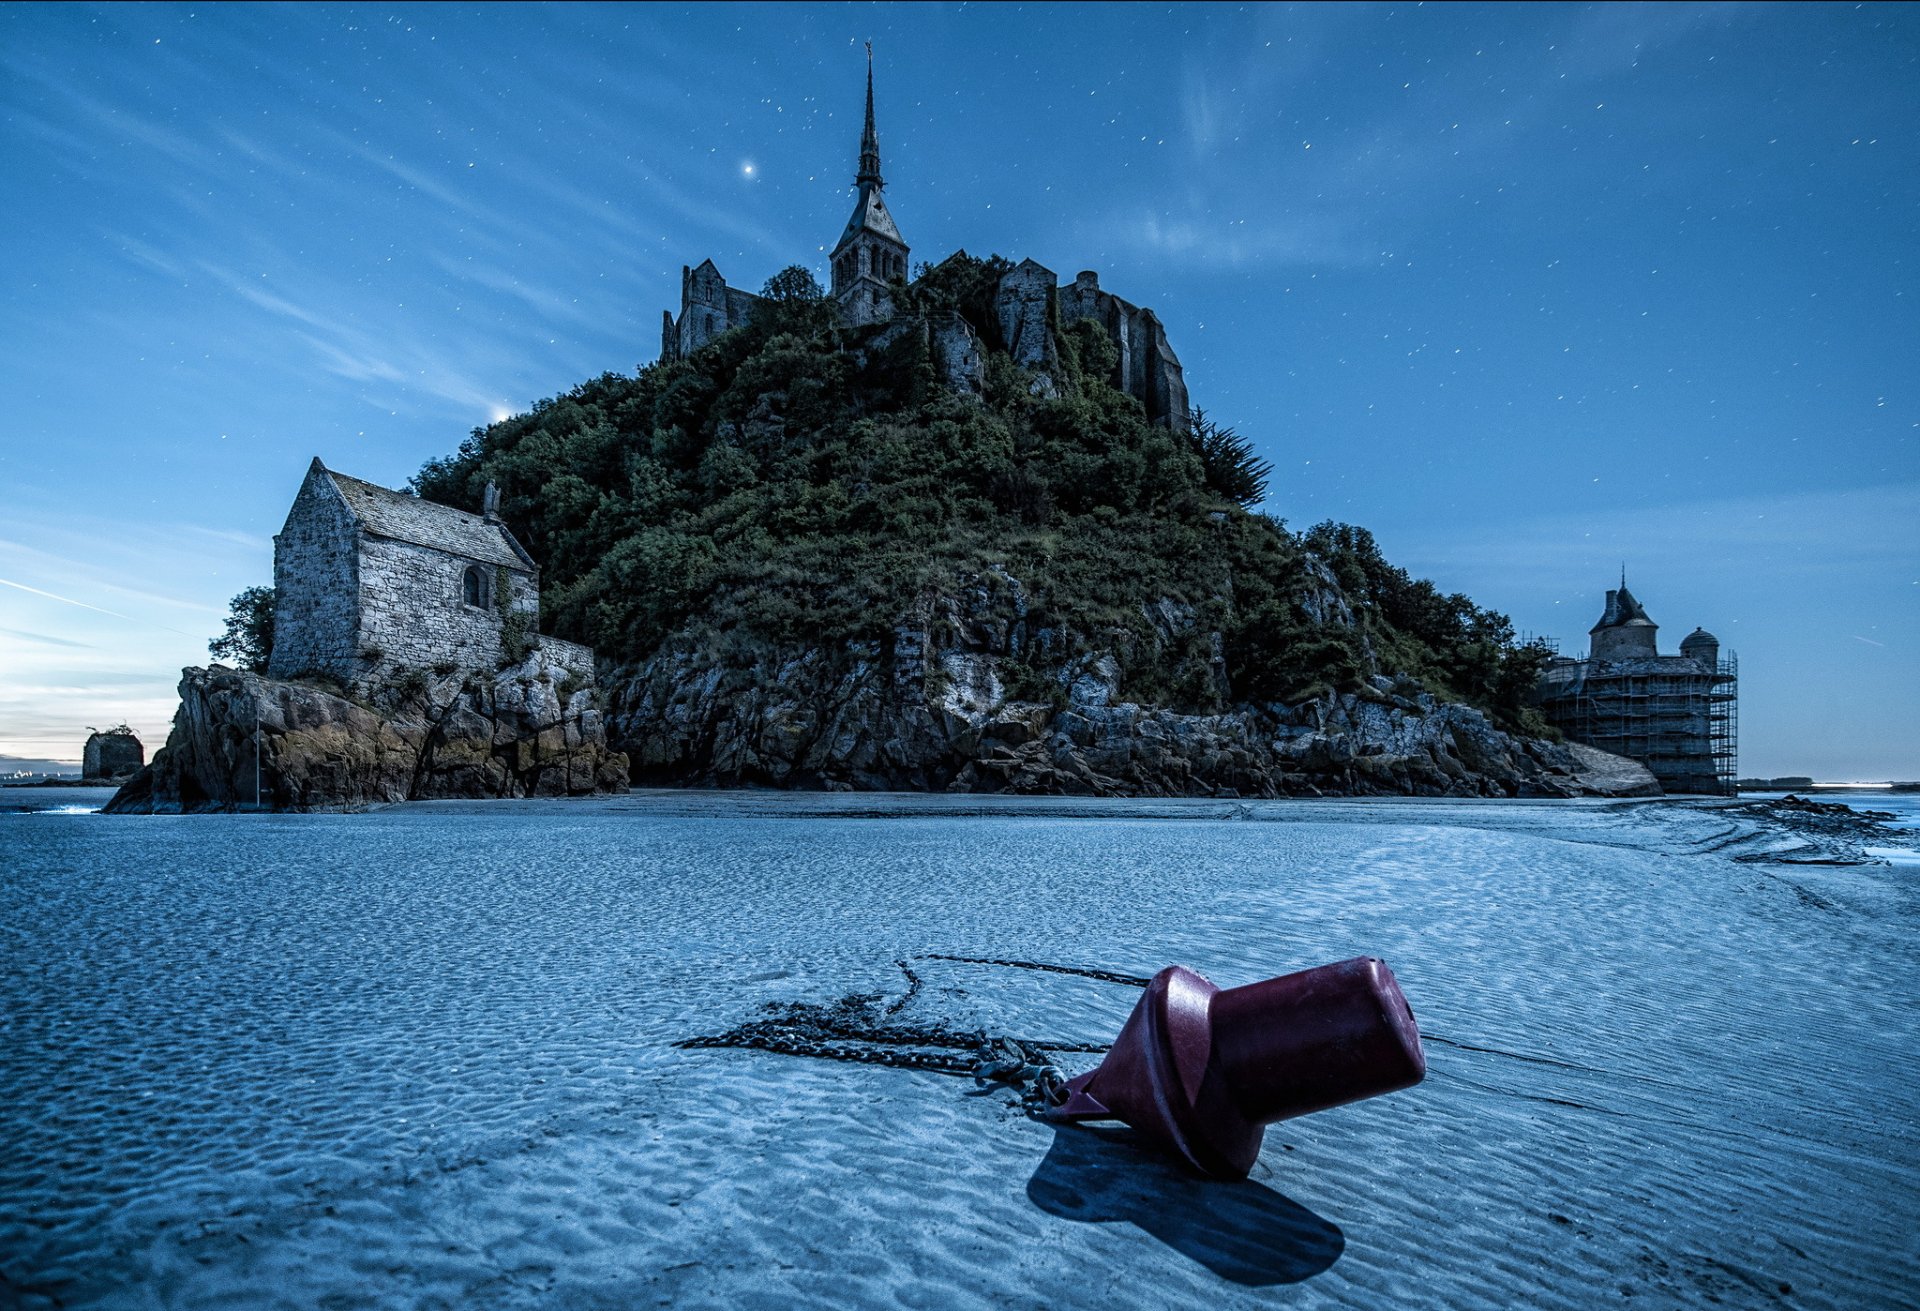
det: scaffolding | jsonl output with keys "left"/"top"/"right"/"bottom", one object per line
{"left": 1538, "top": 651, "right": 1738, "bottom": 796}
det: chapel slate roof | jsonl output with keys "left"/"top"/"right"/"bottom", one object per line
{"left": 319, "top": 462, "right": 535, "bottom": 571}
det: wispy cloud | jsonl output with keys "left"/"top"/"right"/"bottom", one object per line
{"left": 0, "top": 538, "right": 226, "bottom": 618}
{"left": 0, "top": 627, "right": 94, "bottom": 650}
{"left": 1556, "top": 2, "right": 1749, "bottom": 81}
{"left": 216, "top": 268, "right": 513, "bottom": 413}
{"left": 0, "top": 576, "right": 202, "bottom": 638}
{"left": 1109, "top": 212, "right": 1374, "bottom": 271}
{"left": 0, "top": 510, "right": 256, "bottom": 758}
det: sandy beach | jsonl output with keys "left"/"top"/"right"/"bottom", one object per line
{"left": 3, "top": 793, "right": 1916, "bottom": 1309}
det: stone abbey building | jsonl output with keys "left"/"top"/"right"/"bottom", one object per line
{"left": 269, "top": 458, "right": 592, "bottom": 688}
{"left": 661, "top": 50, "right": 1192, "bottom": 432}
{"left": 1535, "top": 579, "right": 1738, "bottom": 795}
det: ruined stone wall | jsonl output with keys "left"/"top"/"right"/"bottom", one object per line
{"left": 355, "top": 535, "right": 536, "bottom": 679}
{"left": 667, "top": 262, "right": 766, "bottom": 359}
{"left": 931, "top": 312, "right": 985, "bottom": 395}
{"left": 269, "top": 475, "right": 361, "bottom": 681}
{"left": 537, "top": 635, "right": 597, "bottom": 685}
{"left": 1057, "top": 270, "right": 1190, "bottom": 431}
{"left": 994, "top": 259, "right": 1059, "bottom": 391}
{"left": 1138, "top": 308, "right": 1191, "bottom": 432}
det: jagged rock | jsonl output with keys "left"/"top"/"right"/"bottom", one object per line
{"left": 601, "top": 569, "right": 1658, "bottom": 800}
{"left": 105, "top": 649, "right": 627, "bottom": 813}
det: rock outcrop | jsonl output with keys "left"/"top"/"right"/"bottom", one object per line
{"left": 81, "top": 728, "right": 144, "bottom": 782}
{"left": 106, "top": 646, "right": 627, "bottom": 813}
{"left": 605, "top": 574, "right": 1657, "bottom": 800}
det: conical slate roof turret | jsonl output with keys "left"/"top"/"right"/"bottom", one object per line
{"left": 1587, "top": 572, "right": 1660, "bottom": 661}
{"left": 1590, "top": 573, "right": 1654, "bottom": 633}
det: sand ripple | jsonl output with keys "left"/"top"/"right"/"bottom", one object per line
{"left": 2, "top": 796, "right": 1915, "bottom": 1308}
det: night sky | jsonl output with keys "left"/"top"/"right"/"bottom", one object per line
{"left": 2, "top": 2, "right": 1914, "bottom": 777}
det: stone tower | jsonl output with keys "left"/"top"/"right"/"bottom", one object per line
{"left": 830, "top": 45, "right": 909, "bottom": 327}
{"left": 1536, "top": 575, "right": 1738, "bottom": 795}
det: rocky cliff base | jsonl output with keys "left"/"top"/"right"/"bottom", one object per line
{"left": 608, "top": 641, "right": 1658, "bottom": 800}
{"left": 106, "top": 651, "right": 628, "bottom": 814}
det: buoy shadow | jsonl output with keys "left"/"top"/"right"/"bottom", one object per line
{"left": 1026, "top": 1124, "right": 1344, "bottom": 1286}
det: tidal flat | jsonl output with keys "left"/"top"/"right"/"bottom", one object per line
{"left": 3, "top": 792, "right": 1916, "bottom": 1309}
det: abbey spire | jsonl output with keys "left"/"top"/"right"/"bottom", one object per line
{"left": 831, "top": 42, "right": 908, "bottom": 326}
{"left": 857, "top": 42, "right": 883, "bottom": 190}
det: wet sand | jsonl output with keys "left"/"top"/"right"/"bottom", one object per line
{"left": 2, "top": 794, "right": 1915, "bottom": 1308}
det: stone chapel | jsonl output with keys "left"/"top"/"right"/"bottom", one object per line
{"left": 268, "top": 458, "right": 592, "bottom": 687}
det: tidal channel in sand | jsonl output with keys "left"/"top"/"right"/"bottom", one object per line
{"left": 2, "top": 793, "right": 1915, "bottom": 1308}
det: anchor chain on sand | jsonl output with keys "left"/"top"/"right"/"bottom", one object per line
{"left": 677, "top": 955, "right": 1141, "bottom": 1110}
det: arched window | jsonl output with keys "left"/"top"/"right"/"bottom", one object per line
{"left": 463, "top": 565, "right": 490, "bottom": 609}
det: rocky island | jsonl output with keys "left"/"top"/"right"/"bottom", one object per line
{"left": 112, "top": 61, "right": 1656, "bottom": 811}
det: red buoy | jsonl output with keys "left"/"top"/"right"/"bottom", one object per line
{"left": 1049, "top": 957, "right": 1427, "bottom": 1179}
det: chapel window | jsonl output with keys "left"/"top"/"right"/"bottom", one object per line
{"left": 463, "top": 565, "right": 491, "bottom": 609}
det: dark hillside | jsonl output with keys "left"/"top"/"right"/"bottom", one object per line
{"left": 414, "top": 256, "right": 1551, "bottom": 745}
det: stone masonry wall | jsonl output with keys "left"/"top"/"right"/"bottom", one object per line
{"left": 356, "top": 535, "right": 536, "bottom": 679}
{"left": 667, "top": 261, "right": 767, "bottom": 359}
{"left": 995, "top": 259, "right": 1060, "bottom": 393}
{"left": 1057, "top": 270, "right": 1190, "bottom": 431}
{"left": 269, "top": 473, "right": 361, "bottom": 681}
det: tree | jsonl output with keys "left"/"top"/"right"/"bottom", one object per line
{"left": 754, "top": 266, "right": 833, "bottom": 336}
{"left": 1185, "top": 410, "right": 1272, "bottom": 509}
{"left": 760, "top": 265, "right": 824, "bottom": 304}
{"left": 209, "top": 586, "right": 274, "bottom": 672}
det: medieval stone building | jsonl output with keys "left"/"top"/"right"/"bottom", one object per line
{"left": 268, "top": 458, "right": 592, "bottom": 688}
{"left": 660, "top": 50, "right": 1191, "bottom": 431}
{"left": 1535, "top": 578, "right": 1738, "bottom": 795}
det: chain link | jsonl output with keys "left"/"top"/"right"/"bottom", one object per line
{"left": 678, "top": 955, "right": 1145, "bottom": 1109}
{"left": 918, "top": 953, "right": 1154, "bottom": 989}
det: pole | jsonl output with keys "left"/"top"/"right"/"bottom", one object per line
{"left": 255, "top": 704, "right": 262, "bottom": 810}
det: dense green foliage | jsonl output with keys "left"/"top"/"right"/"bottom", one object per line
{"left": 410, "top": 254, "right": 1547, "bottom": 726}
{"left": 1303, "top": 523, "right": 1559, "bottom": 736}
{"left": 210, "top": 586, "right": 275, "bottom": 672}
{"left": 1186, "top": 410, "right": 1271, "bottom": 510}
